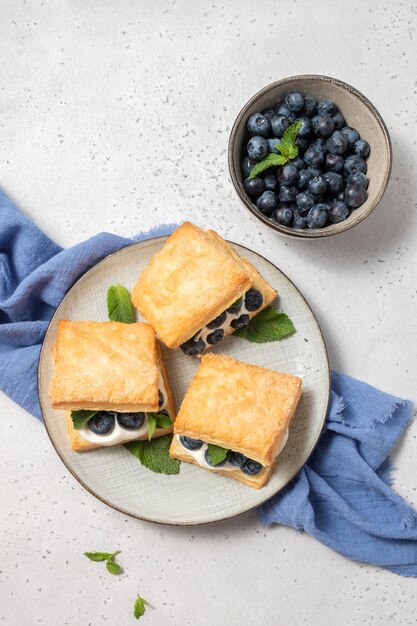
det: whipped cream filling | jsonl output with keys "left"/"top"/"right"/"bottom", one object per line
{"left": 194, "top": 299, "right": 252, "bottom": 345}
{"left": 77, "top": 369, "right": 170, "bottom": 445}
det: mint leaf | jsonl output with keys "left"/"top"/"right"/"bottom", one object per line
{"left": 248, "top": 153, "right": 287, "bottom": 179}
{"left": 124, "top": 435, "right": 180, "bottom": 475}
{"left": 107, "top": 284, "right": 134, "bottom": 324}
{"left": 280, "top": 120, "right": 303, "bottom": 153}
{"left": 147, "top": 414, "right": 156, "bottom": 440}
{"left": 134, "top": 595, "right": 151, "bottom": 620}
{"left": 234, "top": 307, "right": 296, "bottom": 343}
{"left": 148, "top": 412, "right": 172, "bottom": 429}
{"left": 106, "top": 559, "right": 122, "bottom": 575}
{"left": 84, "top": 551, "right": 115, "bottom": 562}
{"left": 72, "top": 410, "right": 97, "bottom": 430}
{"left": 206, "top": 444, "right": 229, "bottom": 466}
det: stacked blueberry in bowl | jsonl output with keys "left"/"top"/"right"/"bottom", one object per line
{"left": 242, "top": 91, "right": 370, "bottom": 230}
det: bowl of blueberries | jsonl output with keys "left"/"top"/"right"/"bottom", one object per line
{"left": 228, "top": 75, "right": 392, "bottom": 237}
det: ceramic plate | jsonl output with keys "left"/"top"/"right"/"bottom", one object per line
{"left": 38, "top": 238, "right": 329, "bottom": 525}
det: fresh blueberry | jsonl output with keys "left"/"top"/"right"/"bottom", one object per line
{"left": 328, "top": 200, "right": 349, "bottom": 223}
{"left": 278, "top": 163, "right": 298, "bottom": 185}
{"left": 117, "top": 412, "right": 146, "bottom": 430}
{"left": 354, "top": 139, "right": 370, "bottom": 158}
{"left": 263, "top": 174, "right": 278, "bottom": 190}
{"left": 312, "top": 113, "right": 335, "bottom": 138}
{"left": 180, "top": 337, "right": 205, "bottom": 356}
{"left": 227, "top": 298, "right": 242, "bottom": 314}
{"left": 279, "top": 185, "right": 298, "bottom": 203}
{"left": 291, "top": 156, "right": 305, "bottom": 171}
{"left": 247, "top": 112, "right": 271, "bottom": 138}
{"left": 348, "top": 171, "right": 369, "bottom": 188}
{"left": 323, "top": 171, "right": 344, "bottom": 194}
{"left": 332, "top": 111, "right": 346, "bottom": 130}
{"left": 310, "top": 138, "right": 327, "bottom": 153}
{"left": 326, "top": 130, "right": 348, "bottom": 155}
{"left": 244, "top": 288, "right": 264, "bottom": 312}
{"left": 303, "top": 96, "right": 317, "bottom": 117}
{"left": 247, "top": 136, "right": 269, "bottom": 161}
{"left": 285, "top": 91, "right": 305, "bottom": 112}
{"left": 303, "top": 146, "right": 325, "bottom": 167}
{"left": 227, "top": 451, "right": 247, "bottom": 467}
{"left": 241, "top": 459, "right": 263, "bottom": 475}
{"left": 206, "top": 311, "right": 227, "bottom": 329}
{"left": 180, "top": 436, "right": 203, "bottom": 451}
{"left": 158, "top": 390, "right": 164, "bottom": 409}
{"left": 243, "top": 177, "right": 265, "bottom": 197}
{"left": 273, "top": 206, "right": 293, "bottom": 226}
{"left": 343, "top": 155, "right": 367, "bottom": 176}
{"left": 297, "top": 168, "right": 313, "bottom": 190}
{"left": 307, "top": 204, "right": 328, "bottom": 228}
{"left": 276, "top": 103, "right": 296, "bottom": 122}
{"left": 317, "top": 99, "right": 337, "bottom": 116}
{"left": 325, "top": 153, "right": 344, "bottom": 172}
{"left": 307, "top": 166, "right": 322, "bottom": 178}
{"left": 271, "top": 114, "right": 290, "bottom": 138}
{"left": 261, "top": 108, "right": 276, "bottom": 121}
{"left": 205, "top": 448, "right": 227, "bottom": 467}
{"left": 297, "top": 116, "right": 313, "bottom": 138}
{"left": 293, "top": 208, "right": 308, "bottom": 229}
{"left": 256, "top": 191, "right": 278, "bottom": 215}
{"left": 241, "top": 156, "right": 257, "bottom": 178}
{"left": 308, "top": 175, "right": 327, "bottom": 196}
{"left": 231, "top": 314, "right": 250, "bottom": 330}
{"left": 207, "top": 329, "right": 225, "bottom": 345}
{"left": 88, "top": 411, "right": 115, "bottom": 435}
{"left": 295, "top": 137, "right": 309, "bottom": 154}
{"left": 296, "top": 190, "right": 315, "bottom": 211}
{"left": 268, "top": 138, "right": 280, "bottom": 154}
{"left": 344, "top": 183, "right": 368, "bottom": 208}
{"left": 340, "top": 126, "right": 360, "bottom": 147}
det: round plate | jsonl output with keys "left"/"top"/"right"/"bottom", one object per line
{"left": 38, "top": 238, "right": 330, "bottom": 525}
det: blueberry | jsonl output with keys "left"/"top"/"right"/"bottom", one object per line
{"left": 205, "top": 448, "right": 227, "bottom": 467}
{"left": 180, "top": 337, "right": 205, "bottom": 356}
{"left": 227, "top": 451, "right": 247, "bottom": 467}
{"left": 303, "top": 146, "right": 325, "bottom": 167}
{"left": 293, "top": 209, "right": 308, "bottom": 229}
{"left": 241, "top": 156, "right": 257, "bottom": 178}
{"left": 297, "top": 168, "right": 313, "bottom": 190}
{"left": 285, "top": 91, "right": 305, "bottom": 112}
{"left": 261, "top": 108, "right": 276, "bottom": 121}
{"left": 244, "top": 288, "right": 264, "bottom": 312}
{"left": 256, "top": 190, "right": 278, "bottom": 215}
{"left": 247, "top": 112, "right": 271, "bottom": 138}
{"left": 340, "top": 126, "right": 360, "bottom": 147}
{"left": 276, "top": 103, "right": 296, "bottom": 122}
{"left": 291, "top": 156, "right": 305, "bottom": 171}
{"left": 310, "top": 138, "right": 327, "bottom": 154}
{"left": 323, "top": 171, "right": 344, "bottom": 194}
{"left": 343, "top": 155, "right": 367, "bottom": 176}
{"left": 241, "top": 459, "right": 263, "bottom": 475}
{"left": 303, "top": 96, "right": 317, "bottom": 117}
{"left": 247, "top": 136, "right": 269, "bottom": 161}
{"left": 308, "top": 175, "right": 327, "bottom": 196}
{"left": 243, "top": 177, "right": 265, "bottom": 197}
{"left": 227, "top": 298, "right": 242, "bottom": 314}
{"left": 207, "top": 329, "right": 225, "bottom": 345}
{"left": 295, "top": 137, "right": 309, "bottom": 154}
{"left": 326, "top": 130, "right": 348, "bottom": 155}
{"left": 279, "top": 185, "right": 298, "bottom": 203}
{"left": 263, "top": 174, "right": 277, "bottom": 190}
{"left": 270, "top": 114, "right": 290, "bottom": 138}
{"left": 348, "top": 171, "right": 369, "bottom": 188}
{"left": 296, "top": 190, "right": 315, "bottom": 211}
{"left": 207, "top": 311, "right": 227, "bottom": 329}
{"left": 307, "top": 204, "right": 328, "bottom": 228}
{"left": 354, "top": 139, "right": 370, "bottom": 158}
{"left": 158, "top": 390, "right": 164, "bottom": 408}
{"left": 332, "top": 111, "right": 346, "bottom": 130}
{"left": 268, "top": 138, "right": 280, "bottom": 154}
{"left": 325, "top": 153, "right": 344, "bottom": 172}
{"left": 180, "top": 436, "right": 203, "bottom": 451}
{"left": 231, "top": 314, "right": 250, "bottom": 330}
{"left": 312, "top": 113, "right": 335, "bottom": 138}
{"left": 344, "top": 183, "right": 368, "bottom": 208}
{"left": 88, "top": 411, "right": 115, "bottom": 435}
{"left": 297, "top": 116, "right": 313, "bottom": 138}
{"left": 307, "top": 166, "right": 322, "bottom": 178}
{"left": 328, "top": 200, "right": 349, "bottom": 223}
{"left": 117, "top": 412, "right": 146, "bottom": 430}
{"left": 273, "top": 206, "right": 293, "bottom": 226}
{"left": 278, "top": 163, "right": 298, "bottom": 185}
{"left": 317, "top": 99, "right": 337, "bottom": 116}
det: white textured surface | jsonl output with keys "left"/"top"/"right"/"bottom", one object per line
{"left": 1, "top": 0, "right": 416, "bottom": 624}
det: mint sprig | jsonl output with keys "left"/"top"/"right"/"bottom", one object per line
{"left": 147, "top": 412, "right": 172, "bottom": 440}
{"left": 234, "top": 307, "right": 296, "bottom": 343}
{"left": 71, "top": 410, "right": 97, "bottom": 430}
{"left": 134, "top": 594, "right": 151, "bottom": 620}
{"left": 107, "top": 284, "right": 135, "bottom": 324}
{"left": 248, "top": 120, "right": 302, "bottom": 179}
{"left": 84, "top": 550, "right": 123, "bottom": 575}
{"left": 206, "top": 444, "right": 229, "bottom": 466}
{"left": 124, "top": 435, "right": 180, "bottom": 475}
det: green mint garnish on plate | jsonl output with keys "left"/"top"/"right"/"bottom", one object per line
{"left": 134, "top": 594, "right": 151, "bottom": 620}
{"left": 71, "top": 410, "right": 97, "bottom": 430}
{"left": 124, "top": 435, "right": 180, "bottom": 475}
{"left": 234, "top": 307, "right": 296, "bottom": 343}
{"left": 206, "top": 443, "right": 229, "bottom": 466}
{"left": 248, "top": 120, "right": 302, "bottom": 179}
{"left": 146, "top": 412, "right": 173, "bottom": 440}
{"left": 84, "top": 550, "right": 123, "bottom": 575}
{"left": 107, "top": 284, "right": 135, "bottom": 323}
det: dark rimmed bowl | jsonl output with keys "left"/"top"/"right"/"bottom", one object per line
{"left": 228, "top": 74, "right": 392, "bottom": 238}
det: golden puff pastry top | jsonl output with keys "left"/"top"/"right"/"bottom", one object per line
{"left": 49, "top": 320, "right": 159, "bottom": 412}
{"left": 131, "top": 222, "right": 253, "bottom": 349}
{"left": 174, "top": 353, "right": 302, "bottom": 467}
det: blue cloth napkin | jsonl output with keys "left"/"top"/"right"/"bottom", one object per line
{"left": 1, "top": 191, "right": 415, "bottom": 576}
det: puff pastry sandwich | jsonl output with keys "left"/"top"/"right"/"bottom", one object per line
{"left": 49, "top": 320, "right": 175, "bottom": 452}
{"left": 131, "top": 222, "right": 277, "bottom": 355}
{"left": 169, "top": 353, "right": 302, "bottom": 488}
